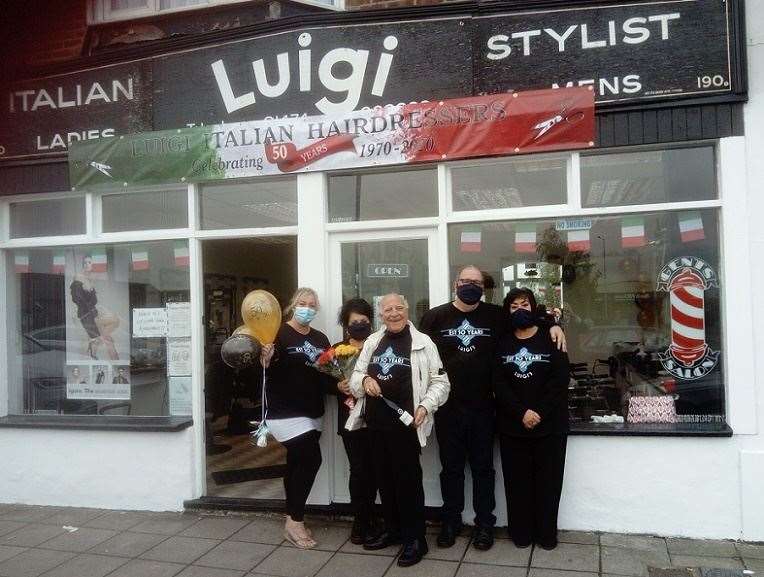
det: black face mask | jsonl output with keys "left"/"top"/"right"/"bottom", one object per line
{"left": 511, "top": 308, "right": 536, "bottom": 329}
{"left": 456, "top": 283, "right": 483, "bottom": 305}
{"left": 347, "top": 320, "right": 372, "bottom": 340}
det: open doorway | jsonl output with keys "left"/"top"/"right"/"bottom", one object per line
{"left": 203, "top": 236, "right": 296, "bottom": 499}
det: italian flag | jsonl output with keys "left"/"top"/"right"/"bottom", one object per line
{"left": 131, "top": 249, "right": 150, "bottom": 271}
{"left": 621, "top": 216, "right": 646, "bottom": 248}
{"left": 174, "top": 241, "right": 190, "bottom": 267}
{"left": 14, "top": 252, "right": 30, "bottom": 274}
{"left": 460, "top": 229, "right": 481, "bottom": 253}
{"left": 567, "top": 229, "right": 591, "bottom": 252}
{"left": 90, "top": 247, "right": 108, "bottom": 273}
{"left": 51, "top": 252, "right": 66, "bottom": 275}
{"left": 514, "top": 223, "right": 537, "bottom": 253}
{"left": 679, "top": 211, "right": 705, "bottom": 242}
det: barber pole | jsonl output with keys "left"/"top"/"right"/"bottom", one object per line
{"left": 656, "top": 257, "right": 719, "bottom": 380}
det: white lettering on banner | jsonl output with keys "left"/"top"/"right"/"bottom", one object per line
{"left": 212, "top": 34, "right": 399, "bottom": 116}
{"left": 8, "top": 79, "right": 134, "bottom": 113}
{"left": 485, "top": 13, "right": 681, "bottom": 60}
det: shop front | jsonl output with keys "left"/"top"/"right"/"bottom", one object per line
{"left": 1, "top": 0, "right": 762, "bottom": 540}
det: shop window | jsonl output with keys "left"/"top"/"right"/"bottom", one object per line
{"left": 199, "top": 179, "right": 297, "bottom": 229}
{"left": 451, "top": 156, "right": 566, "bottom": 212}
{"left": 101, "top": 189, "right": 188, "bottom": 232}
{"left": 581, "top": 146, "right": 717, "bottom": 208}
{"left": 328, "top": 168, "right": 438, "bottom": 223}
{"left": 6, "top": 241, "right": 192, "bottom": 417}
{"left": 10, "top": 197, "right": 86, "bottom": 239}
{"left": 448, "top": 209, "right": 724, "bottom": 428}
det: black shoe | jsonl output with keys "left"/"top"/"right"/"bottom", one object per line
{"left": 363, "top": 530, "right": 401, "bottom": 550}
{"left": 536, "top": 540, "right": 558, "bottom": 550}
{"left": 350, "top": 517, "right": 367, "bottom": 545}
{"left": 436, "top": 523, "right": 461, "bottom": 548}
{"left": 512, "top": 539, "right": 532, "bottom": 549}
{"left": 472, "top": 526, "right": 494, "bottom": 551}
{"left": 397, "top": 538, "right": 428, "bottom": 567}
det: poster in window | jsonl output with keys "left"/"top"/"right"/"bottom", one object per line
{"left": 65, "top": 248, "right": 131, "bottom": 363}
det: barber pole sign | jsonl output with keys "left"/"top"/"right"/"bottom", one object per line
{"left": 656, "top": 256, "right": 719, "bottom": 380}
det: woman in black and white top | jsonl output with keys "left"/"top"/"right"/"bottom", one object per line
{"left": 261, "top": 287, "right": 332, "bottom": 549}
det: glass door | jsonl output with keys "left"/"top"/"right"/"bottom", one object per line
{"left": 328, "top": 228, "right": 445, "bottom": 506}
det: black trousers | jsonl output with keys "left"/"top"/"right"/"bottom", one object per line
{"left": 435, "top": 404, "right": 497, "bottom": 528}
{"left": 282, "top": 430, "right": 322, "bottom": 522}
{"left": 371, "top": 427, "right": 425, "bottom": 544}
{"left": 499, "top": 433, "right": 567, "bottom": 547}
{"left": 341, "top": 429, "right": 377, "bottom": 525}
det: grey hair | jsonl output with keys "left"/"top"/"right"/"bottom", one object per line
{"left": 285, "top": 287, "right": 320, "bottom": 318}
{"left": 454, "top": 265, "right": 484, "bottom": 282}
{"left": 377, "top": 293, "right": 409, "bottom": 314}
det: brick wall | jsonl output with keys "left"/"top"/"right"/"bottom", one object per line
{"left": 19, "top": 0, "right": 89, "bottom": 68}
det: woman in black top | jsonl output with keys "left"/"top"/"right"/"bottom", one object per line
{"left": 260, "top": 287, "right": 332, "bottom": 550}
{"left": 70, "top": 255, "right": 119, "bottom": 360}
{"left": 333, "top": 298, "right": 378, "bottom": 545}
{"left": 493, "top": 288, "right": 569, "bottom": 550}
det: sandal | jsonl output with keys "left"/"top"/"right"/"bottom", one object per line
{"left": 284, "top": 530, "right": 316, "bottom": 549}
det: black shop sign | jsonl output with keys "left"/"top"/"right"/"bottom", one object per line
{"left": 0, "top": 0, "right": 742, "bottom": 160}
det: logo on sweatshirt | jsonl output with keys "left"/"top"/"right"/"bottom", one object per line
{"left": 287, "top": 340, "right": 324, "bottom": 363}
{"left": 371, "top": 346, "right": 410, "bottom": 379}
{"left": 503, "top": 347, "right": 549, "bottom": 374}
{"left": 441, "top": 319, "right": 490, "bottom": 352}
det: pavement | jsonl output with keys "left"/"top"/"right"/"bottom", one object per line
{"left": 0, "top": 504, "right": 761, "bottom": 577}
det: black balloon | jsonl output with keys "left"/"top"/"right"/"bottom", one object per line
{"left": 221, "top": 334, "right": 261, "bottom": 369}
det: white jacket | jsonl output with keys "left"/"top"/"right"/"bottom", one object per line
{"left": 346, "top": 321, "right": 450, "bottom": 447}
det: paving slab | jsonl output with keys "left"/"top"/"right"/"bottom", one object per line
{"left": 0, "top": 546, "right": 26, "bottom": 563}
{"left": 743, "top": 557, "right": 764, "bottom": 571}
{"left": 39, "top": 508, "right": 107, "bottom": 527}
{"left": 601, "top": 534, "right": 669, "bottom": 554}
{"left": 462, "top": 537, "right": 531, "bottom": 567}
{"left": 229, "top": 518, "right": 286, "bottom": 546}
{"left": 252, "top": 546, "right": 333, "bottom": 577}
{"left": 667, "top": 539, "right": 738, "bottom": 558}
{"left": 0, "top": 524, "right": 27, "bottom": 539}
{"left": 38, "top": 527, "right": 117, "bottom": 552}
{"left": 314, "top": 552, "right": 394, "bottom": 577}
{"left": 339, "top": 539, "right": 402, "bottom": 557}
{"left": 105, "top": 559, "right": 186, "bottom": 577}
{"left": 194, "top": 541, "right": 276, "bottom": 572}
{"left": 530, "top": 543, "right": 600, "bottom": 573}
{"left": 455, "top": 564, "right": 526, "bottom": 577}
{"left": 736, "top": 543, "right": 764, "bottom": 560}
{"left": 559, "top": 530, "right": 600, "bottom": 545}
{"left": 131, "top": 515, "right": 202, "bottom": 536}
{"left": 0, "top": 548, "right": 75, "bottom": 577}
{"left": 601, "top": 545, "right": 671, "bottom": 577}
{"left": 670, "top": 555, "right": 744, "bottom": 570}
{"left": 175, "top": 566, "right": 246, "bottom": 577}
{"left": 529, "top": 570, "right": 599, "bottom": 577}
{"left": 41, "top": 553, "right": 128, "bottom": 577}
{"left": 84, "top": 512, "right": 149, "bottom": 532}
{"left": 181, "top": 517, "right": 252, "bottom": 540}
{"left": 89, "top": 531, "right": 169, "bottom": 558}
{"left": 0, "top": 507, "right": 61, "bottom": 524}
{"left": 423, "top": 535, "right": 470, "bottom": 562}
{"left": 281, "top": 523, "right": 350, "bottom": 551}
{"left": 383, "top": 559, "right": 458, "bottom": 577}
{"left": 140, "top": 536, "right": 221, "bottom": 564}
{"left": 0, "top": 524, "right": 66, "bottom": 548}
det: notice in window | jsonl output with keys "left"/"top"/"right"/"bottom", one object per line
{"left": 167, "top": 302, "right": 191, "bottom": 338}
{"left": 133, "top": 308, "right": 168, "bottom": 337}
{"left": 169, "top": 376, "right": 192, "bottom": 416}
{"left": 167, "top": 338, "right": 192, "bottom": 376}
{"left": 66, "top": 363, "right": 130, "bottom": 400}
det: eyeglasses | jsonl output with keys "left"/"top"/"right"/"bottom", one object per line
{"left": 457, "top": 279, "right": 484, "bottom": 288}
{"left": 381, "top": 305, "right": 407, "bottom": 315}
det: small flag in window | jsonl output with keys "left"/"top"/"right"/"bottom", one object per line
{"left": 621, "top": 216, "right": 646, "bottom": 248}
{"left": 89, "top": 247, "right": 108, "bottom": 273}
{"left": 460, "top": 229, "right": 481, "bottom": 253}
{"left": 174, "top": 241, "right": 190, "bottom": 267}
{"left": 51, "top": 252, "right": 66, "bottom": 275}
{"left": 567, "top": 229, "right": 591, "bottom": 252}
{"left": 678, "top": 211, "right": 705, "bottom": 242}
{"left": 131, "top": 249, "right": 150, "bottom": 271}
{"left": 514, "top": 223, "right": 537, "bottom": 253}
{"left": 14, "top": 251, "right": 30, "bottom": 274}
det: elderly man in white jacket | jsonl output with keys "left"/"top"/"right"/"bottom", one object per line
{"left": 346, "top": 293, "right": 449, "bottom": 567}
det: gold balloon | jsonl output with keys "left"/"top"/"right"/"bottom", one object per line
{"left": 241, "top": 290, "right": 282, "bottom": 345}
{"left": 233, "top": 325, "right": 255, "bottom": 337}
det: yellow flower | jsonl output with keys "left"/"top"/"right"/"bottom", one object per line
{"left": 335, "top": 344, "right": 359, "bottom": 357}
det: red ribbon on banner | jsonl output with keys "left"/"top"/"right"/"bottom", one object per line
{"left": 265, "top": 134, "right": 357, "bottom": 172}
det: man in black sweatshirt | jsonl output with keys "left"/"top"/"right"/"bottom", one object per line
{"left": 420, "top": 266, "right": 565, "bottom": 551}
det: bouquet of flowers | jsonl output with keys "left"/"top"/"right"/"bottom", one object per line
{"left": 314, "top": 344, "right": 360, "bottom": 410}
